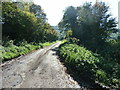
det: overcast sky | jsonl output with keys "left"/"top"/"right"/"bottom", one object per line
{"left": 34, "top": 0, "right": 119, "bottom": 26}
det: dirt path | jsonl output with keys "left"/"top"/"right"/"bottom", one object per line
{"left": 1, "top": 41, "right": 81, "bottom": 88}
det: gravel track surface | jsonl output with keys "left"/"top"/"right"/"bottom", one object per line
{"left": 1, "top": 42, "right": 81, "bottom": 88}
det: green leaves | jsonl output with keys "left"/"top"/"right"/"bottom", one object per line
{"left": 59, "top": 2, "right": 118, "bottom": 51}
{"left": 96, "top": 70, "right": 109, "bottom": 84}
{"left": 59, "top": 43, "right": 120, "bottom": 88}
{"left": 1, "top": 40, "right": 57, "bottom": 61}
{"left": 1, "top": 44, "right": 37, "bottom": 61}
{"left": 59, "top": 44, "right": 100, "bottom": 73}
{"left": 2, "top": 2, "right": 58, "bottom": 43}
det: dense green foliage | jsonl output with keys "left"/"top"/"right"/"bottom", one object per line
{"left": 101, "top": 39, "right": 120, "bottom": 64}
{"left": 58, "top": 2, "right": 120, "bottom": 88}
{"left": 1, "top": 1, "right": 58, "bottom": 61}
{"left": 59, "top": 43, "right": 120, "bottom": 88}
{"left": 59, "top": 2, "right": 117, "bottom": 51}
{"left": 1, "top": 1, "right": 120, "bottom": 89}
{"left": 2, "top": 2, "right": 58, "bottom": 43}
{"left": 1, "top": 40, "right": 57, "bottom": 61}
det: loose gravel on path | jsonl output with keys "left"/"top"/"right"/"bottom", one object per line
{"left": 1, "top": 42, "right": 81, "bottom": 88}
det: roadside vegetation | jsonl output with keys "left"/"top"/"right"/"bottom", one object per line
{"left": 1, "top": 0, "right": 120, "bottom": 88}
{"left": 1, "top": 1, "right": 58, "bottom": 62}
{"left": 1, "top": 40, "right": 58, "bottom": 61}
{"left": 59, "top": 42, "right": 120, "bottom": 88}
{"left": 58, "top": 2, "right": 120, "bottom": 88}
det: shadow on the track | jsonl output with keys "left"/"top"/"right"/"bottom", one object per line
{"left": 51, "top": 47, "right": 59, "bottom": 56}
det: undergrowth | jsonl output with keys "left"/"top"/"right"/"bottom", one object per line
{"left": 58, "top": 43, "right": 120, "bottom": 88}
{"left": 1, "top": 40, "right": 58, "bottom": 62}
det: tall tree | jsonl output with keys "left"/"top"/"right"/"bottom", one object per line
{"left": 59, "top": 2, "right": 117, "bottom": 51}
{"left": 58, "top": 6, "right": 77, "bottom": 36}
{"left": 2, "top": 2, "right": 37, "bottom": 41}
{"left": 30, "top": 4, "right": 47, "bottom": 23}
{"left": 2, "top": 2, "right": 58, "bottom": 43}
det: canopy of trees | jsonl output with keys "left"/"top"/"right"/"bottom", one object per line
{"left": 59, "top": 2, "right": 118, "bottom": 51}
{"left": 58, "top": 2, "right": 120, "bottom": 88}
{"left": 2, "top": 2, "right": 58, "bottom": 43}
